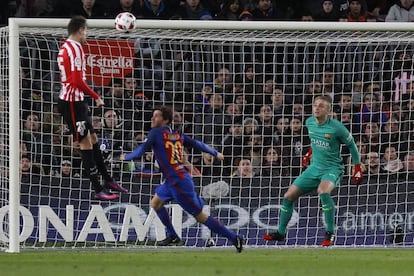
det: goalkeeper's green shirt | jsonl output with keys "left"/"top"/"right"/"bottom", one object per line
{"left": 306, "top": 116, "right": 360, "bottom": 170}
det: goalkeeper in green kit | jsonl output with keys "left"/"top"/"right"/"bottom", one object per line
{"left": 263, "top": 95, "right": 363, "bottom": 246}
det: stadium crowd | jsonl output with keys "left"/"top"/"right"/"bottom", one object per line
{"left": 11, "top": 0, "right": 414, "bottom": 181}
{"left": 2, "top": 0, "right": 414, "bottom": 26}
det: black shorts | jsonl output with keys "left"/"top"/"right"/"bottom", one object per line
{"left": 58, "top": 99, "right": 95, "bottom": 142}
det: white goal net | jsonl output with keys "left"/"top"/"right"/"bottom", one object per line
{"left": 2, "top": 19, "right": 414, "bottom": 252}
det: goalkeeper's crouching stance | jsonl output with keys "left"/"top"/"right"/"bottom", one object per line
{"left": 263, "top": 95, "right": 363, "bottom": 246}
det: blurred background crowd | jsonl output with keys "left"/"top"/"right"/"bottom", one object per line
{"left": 2, "top": 0, "right": 414, "bottom": 26}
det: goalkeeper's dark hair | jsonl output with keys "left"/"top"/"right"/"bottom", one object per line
{"left": 68, "top": 16, "right": 87, "bottom": 36}
{"left": 155, "top": 105, "right": 173, "bottom": 125}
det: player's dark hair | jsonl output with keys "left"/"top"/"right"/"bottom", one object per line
{"left": 68, "top": 16, "right": 87, "bottom": 36}
{"left": 156, "top": 106, "right": 173, "bottom": 125}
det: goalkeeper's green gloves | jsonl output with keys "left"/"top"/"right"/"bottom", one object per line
{"left": 352, "top": 164, "right": 363, "bottom": 185}
{"left": 302, "top": 147, "right": 312, "bottom": 168}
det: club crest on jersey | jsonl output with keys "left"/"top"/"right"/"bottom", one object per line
{"left": 325, "top": 133, "right": 331, "bottom": 139}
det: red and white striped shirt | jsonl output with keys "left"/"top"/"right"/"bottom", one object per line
{"left": 393, "top": 72, "right": 413, "bottom": 103}
{"left": 57, "top": 39, "right": 99, "bottom": 102}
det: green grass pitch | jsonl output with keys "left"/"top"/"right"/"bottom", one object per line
{"left": 1, "top": 248, "right": 414, "bottom": 276}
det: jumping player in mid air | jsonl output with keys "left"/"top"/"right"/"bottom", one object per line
{"left": 263, "top": 95, "right": 363, "bottom": 246}
{"left": 120, "top": 106, "right": 243, "bottom": 252}
{"left": 57, "top": 16, "right": 127, "bottom": 200}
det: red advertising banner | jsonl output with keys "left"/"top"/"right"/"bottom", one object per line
{"left": 84, "top": 39, "right": 135, "bottom": 86}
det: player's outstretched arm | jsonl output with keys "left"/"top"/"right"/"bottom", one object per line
{"left": 182, "top": 134, "right": 218, "bottom": 157}
{"left": 337, "top": 121, "right": 363, "bottom": 184}
{"left": 121, "top": 129, "right": 155, "bottom": 161}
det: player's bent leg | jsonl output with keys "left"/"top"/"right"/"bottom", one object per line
{"left": 196, "top": 211, "right": 244, "bottom": 253}
{"left": 151, "top": 194, "right": 181, "bottom": 246}
{"left": 88, "top": 133, "right": 127, "bottom": 193}
{"left": 263, "top": 185, "right": 302, "bottom": 242}
{"left": 79, "top": 133, "right": 118, "bottom": 200}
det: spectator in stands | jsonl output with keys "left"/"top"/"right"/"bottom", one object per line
{"left": 109, "top": 0, "right": 142, "bottom": 17}
{"left": 172, "top": 109, "right": 193, "bottom": 134}
{"left": 402, "top": 152, "right": 414, "bottom": 173}
{"left": 346, "top": 0, "right": 367, "bottom": 21}
{"left": 354, "top": 92, "right": 388, "bottom": 133}
{"left": 69, "top": 0, "right": 107, "bottom": 18}
{"left": 104, "top": 77, "right": 134, "bottom": 129}
{"left": 391, "top": 51, "right": 413, "bottom": 105}
{"left": 22, "top": 112, "right": 51, "bottom": 174}
{"left": 300, "top": 9, "right": 314, "bottom": 21}
{"left": 140, "top": 0, "right": 176, "bottom": 19}
{"left": 334, "top": 93, "right": 354, "bottom": 114}
{"left": 285, "top": 117, "right": 310, "bottom": 177}
{"left": 292, "top": 102, "right": 305, "bottom": 120}
{"left": 216, "top": 0, "right": 243, "bottom": 20}
{"left": 239, "top": 9, "right": 253, "bottom": 20}
{"left": 271, "top": 85, "right": 292, "bottom": 117}
{"left": 361, "top": 121, "right": 381, "bottom": 153}
{"left": 194, "top": 151, "right": 222, "bottom": 176}
{"left": 381, "top": 145, "right": 404, "bottom": 173}
{"left": 234, "top": 93, "right": 252, "bottom": 114}
{"left": 257, "top": 79, "right": 276, "bottom": 106}
{"left": 221, "top": 117, "right": 243, "bottom": 175}
{"left": 235, "top": 64, "right": 263, "bottom": 109}
{"left": 124, "top": 73, "right": 137, "bottom": 99}
{"left": 59, "top": 159, "right": 81, "bottom": 178}
{"left": 213, "top": 66, "right": 232, "bottom": 94}
{"left": 173, "top": 0, "right": 213, "bottom": 19}
{"left": 385, "top": 0, "right": 414, "bottom": 22}
{"left": 101, "top": 109, "right": 133, "bottom": 161}
{"left": 365, "top": 151, "right": 382, "bottom": 175}
{"left": 321, "top": 66, "right": 340, "bottom": 100}
{"left": 300, "top": 80, "right": 322, "bottom": 116}
{"left": 196, "top": 85, "right": 213, "bottom": 112}
{"left": 366, "top": 0, "right": 387, "bottom": 20}
{"left": 194, "top": 93, "right": 225, "bottom": 146}
{"left": 50, "top": 126, "right": 74, "bottom": 177}
{"left": 351, "top": 79, "right": 364, "bottom": 109}
{"left": 20, "top": 154, "right": 43, "bottom": 180}
{"left": 256, "top": 104, "right": 275, "bottom": 145}
{"left": 249, "top": 0, "right": 279, "bottom": 20}
{"left": 231, "top": 158, "right": 256, "bottom": 178}
{"left": 381, "top": 115, "right": 407, "bottom": 152}
{"left": 261, "top": 146, "right": 284, "bottom": 177}
{"left": 15, "top": 0, "right": 54, "bottom": 17}
{"left": 334, "top": 93, "right": 355, "bottom": 131}
{"left": 242, "top": 117, "right": 259, "bottom": 138}
{"left": 274, "top": 116, "right": 290, "bottom": 147}
{"left": 244, "top": 134, "right": 263, "bottom": 175}
{"left": 224, "top": 103, "right": 242, "bottom": 124}
{"left": 314, "top": 0, "right": 340, "bottom": 21}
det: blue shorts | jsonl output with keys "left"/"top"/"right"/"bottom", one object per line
{"left": 155, "top": 177, "right": 205, "bottom": 217}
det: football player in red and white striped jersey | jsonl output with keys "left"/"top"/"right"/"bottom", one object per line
{"left": 57, "top": 16, "right": 127, "bottom": 200}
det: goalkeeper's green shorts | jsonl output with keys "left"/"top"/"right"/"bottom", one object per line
{"left": 292, "top": 165, "right": 344, "bottom": 194}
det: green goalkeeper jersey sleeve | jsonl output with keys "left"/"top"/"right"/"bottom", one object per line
{"left": 306, "top": 116, "right": 360, "bottom": 170}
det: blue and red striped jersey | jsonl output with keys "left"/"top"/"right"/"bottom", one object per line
{"left": 125, "top": 126, "right": 218, "bottom": 183}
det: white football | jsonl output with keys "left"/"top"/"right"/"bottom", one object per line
{"left": 114, "top": 12, "right": 136, "bottom": 32}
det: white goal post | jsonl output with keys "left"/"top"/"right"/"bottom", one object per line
{"left": 3, "top": 18, "right": 414, "bottom": 253}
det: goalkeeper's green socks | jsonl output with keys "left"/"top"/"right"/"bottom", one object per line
{"left": 278, "top": 198, "right": 294, "bottom": 236}
{"left": 320, "top": 193, "right": 335, "bottom": 233}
